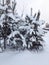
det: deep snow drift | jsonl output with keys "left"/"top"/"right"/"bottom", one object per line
{"left": 0, "top": 31, "right": 49, "bottom": 65}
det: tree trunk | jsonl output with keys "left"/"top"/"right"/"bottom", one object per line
{"left": 4, "top": 38, "right": 6, "bottom": 49}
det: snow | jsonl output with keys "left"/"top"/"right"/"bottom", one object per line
{"left": 0, "top": 49, "right": 49, "bottom": 65}
{"left": 37, "top": 27, "right": 45, "bottom": 35}
{"left": 0, "top": 31, "right": 49, "bottom": 65}
{"left": 8, "top": 31, "right": 20, "bottom": 38}
{"left": 43, "top": 31, "right": 49, "bottom": 51}
{"left": 7, "top": 13, "right": 20, "bottom": 22}
{"left": 0, "top": 48, "right": 3, "bottom": 53}
{"left": 0, "top": 20, "right": 4, "bottom": 26}
{"left": 0, "top": 14, "right": 5, "bottom": 21}
{"left": 32, "top": 20, "right": 45, "bottom": 26}
{"left": 0, "top": 5, "right": 8, "bottom": 10}
{"left": 19, "top": 26, "right": 30, "bottom": 30}
{"left": 8, "top": 31, "right": 26, "bottom": 46}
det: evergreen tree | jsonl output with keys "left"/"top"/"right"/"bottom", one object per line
{"left": 0, "top": 0, "right": 47, "bottom": 52}
{"left": 25, "top": 11, "right": 46, "bottom": 51}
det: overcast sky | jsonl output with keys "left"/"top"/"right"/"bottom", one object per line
{"left": 0, "top": 0, "right": 49, "bottom": 23}
{"left": 15, "top": 0, "right": 49, "bottom": 23}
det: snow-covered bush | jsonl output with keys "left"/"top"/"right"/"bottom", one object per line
{"left": 0, "top": 0, "right": 47, "bottom": 52}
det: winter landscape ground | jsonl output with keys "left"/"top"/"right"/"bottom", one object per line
{"left": 0, "top": 31, "right": 49, "bottom": 65}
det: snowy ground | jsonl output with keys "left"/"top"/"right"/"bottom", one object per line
{"left": 0, "top": 31, "right": 49, "bottom": 65}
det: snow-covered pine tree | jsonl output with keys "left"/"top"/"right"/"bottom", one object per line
{"left": 0, "top": 0, "right": 27, "bottom": 50}
{"left": 25, "top": 10, "right": 46, "bottom": 51}
{"left": 0, "top": 0, "right": 19, "bottom": 49}
{"left": 31, "top": 11, "right": 46, "bottom": 51}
